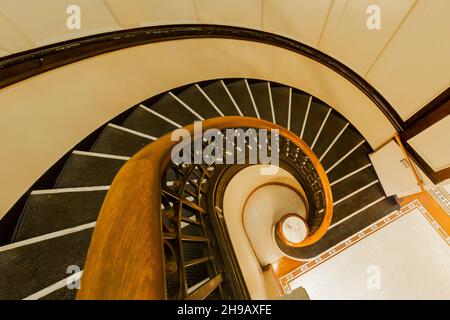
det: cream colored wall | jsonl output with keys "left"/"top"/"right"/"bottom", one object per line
{"left": 222, "top": 165, "right": 302, "bottom": 299}
{"left": 408, "top": 116, "right": 450, "bottom": 172}
{"left": 1, "top": 0, "right": 449, "bottom": 121}
{"left": 0, "top": 38, "right": 396, "bottom": 219}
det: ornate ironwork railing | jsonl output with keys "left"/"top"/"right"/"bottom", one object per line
{"left": 77, "top": 117, "right": 332, "bottom": 300}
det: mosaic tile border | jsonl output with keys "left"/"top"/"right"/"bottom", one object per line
{"left": 429, "top": 187, "right": 450, "bottom": 217}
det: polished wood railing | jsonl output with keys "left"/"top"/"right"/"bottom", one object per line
{"left": 77, "top": 116, "right": 332, "bottom": 299}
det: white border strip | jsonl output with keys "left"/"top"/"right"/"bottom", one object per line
{"left": 169, "top": 92, "right": 204, "bottom": 120}
{"left": 0, "top": 222, "right": 96, "bottom": 253}
{"left": 195, "top": 84, "right": 225, "bottom": 117}
{"left": 325, "top": 140, "right": 365, "bottom": 173}
{"left": 245, "top": 79, "right": 260, "bottom": 119}
{"left": 319, "top": 123, "right": 349, "bottom": 161}
{"left": 31, "top": 185, "right": 110, "bottom": 195}
{"left": 221, "top": 80, "right": 243, "bottom": 116}
{"left": 187, "top": 277, "right": 210, "bottom": 294}
{"left": 72, "top": 150, "right": 130, "bottom": 161}
{"left": 300, "top": 96, "right": 312, "bottom": 139}
{"left": 140, "top": 104, "right": 182, "bottom": 128}
{"left": 23, "top": 271, "right": 83, "bottom": 300}
{"left": 311, "top": 108, "right": 332, "bottom": 150}
{"left": 107, "top": 123, "right": 157, "bottom": 140}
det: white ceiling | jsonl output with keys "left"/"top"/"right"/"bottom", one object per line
{"left": 0, "top": 0, "right": 449, "bottom": 121}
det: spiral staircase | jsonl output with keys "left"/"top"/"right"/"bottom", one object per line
{"left": 0, "top": 78, "right": 399, "bottom": 300}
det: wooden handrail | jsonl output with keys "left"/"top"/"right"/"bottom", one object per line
{"left": 394, "top": 134, "right": 426, "bottom": 192}
{"left": 77, "top": 116, "right": 332, "bottom": 299}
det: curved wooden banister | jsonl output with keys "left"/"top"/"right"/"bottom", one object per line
{"left": 77, "top": 116, "right": 332, "bottom": 299}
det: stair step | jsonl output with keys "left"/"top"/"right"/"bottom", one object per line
{"left": 288, "top": 92, "right": 311, "bottom": 136}
{"left": 150, "top": 92, "right": 201, "bottom": 126}
{"left": 271, "top": 86, "right": 290, "bottom": 128}
{"left": 122, "top": 105, "right": 177, "bottom": 138}
{"left": 248, "top": 82, "right": 273, "bottom": 122}
{"left": 0, "top": 228, "right": 93, "bottom": 300}
{"left": 203, "top": 81, "right": 241, "bottom": 116}
{"left": 312, "top": 112, "right": 348, "bottom": 158}
{"left": 320, "top": 126, "right": 367, "bottom": 170}
{"left": 225, "top": 80, "right": 258, "bottom": 118}
{"left": 13, "top": 189, "right": 106, "bottom": 242}
{"left": 332, "top": 183, "right": 384, "bottom": 225}
{"left": 331, "top": 166, "right": 378, "bottom": 201}
{"left": 327, "top": 145, "right": 373, "bottom": 183}
{"left": 54, "top": 152, "right": 126, "bottom": 188}
{"left": 91, "top": 124, "right": 154, "bottom": 157}
{"left": 178, "top": 85, "right": 222, "bottom": 119}
{"left": 302, "top": 100, "right": 330, "bottom": 147}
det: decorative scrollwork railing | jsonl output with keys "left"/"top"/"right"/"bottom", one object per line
{"left": 77, "top": 117, "right": 332, "bottom": 300}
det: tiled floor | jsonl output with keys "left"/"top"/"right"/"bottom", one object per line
{"left": 274, "top": 188, "right": 450, "bottom": 294}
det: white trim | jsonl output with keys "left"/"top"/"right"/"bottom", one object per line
{"left": 72, "top": 150, "right": 130, "bottom": 161}
{"left": 139, "top": 104, "right": 182, "bottom": 128}
{"left": 333, "top": 180, "right": 379, "bottom": 206}
{"left": 169, "top": 92, "right": 204, "bottom": 121}
{"left": 31, "top": 186, "right": 110, "bottom": 195}
{"left": 195, "top": 84, "right": 224, "bottom": 117}
{"left": 221, "top": 80, "right": 243, "bottom": 116}
{"left": 325, "top": 140, "right": 365, "bottom": 174}
{"left": 319, "top": 123, "right": 349, "bottom": 161}
{"left": 311, "top": 108, "right": 332, "bottom": 150}
{"left": 300, "top": 96, "right": 312, "bottom": 139}
{"left": 23, "top": 271, "right": 83, "bottom": 300}
{"left": 329, "top": 197, "right": 386, "bottom": 230}
{"left": 107, "top": 123, "right": 157, "bottom": 140}
{"left": 267, "top": 82, "right": 276, "bottom": 123}
{"left": 187, "top": 277, "right": 210, "bottom": 294}
{"left": 245, "top": 79, "right": 260, "bottom": 119}
{"left": 330, "top": 163, "right": 373, "bottom": 187}
{"left": 0, "top": 222, "right": 96, "bottom": 253}
{"left": 287, "top": 88, "right": 292, "bottom": 130}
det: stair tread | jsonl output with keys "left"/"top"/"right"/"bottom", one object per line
{"left": 122, "top": 106, "right": 177, "bottom": 138}
{"left": 331, "top": 166, "right": 378, "bottom": 201}
{"left": 312, "top": 112, "right": 348, "bottom": 158}
{"left": 91, "top": 125, "right": 152, "bottom": 157}
{"left": 271, "top": 86, "right": 290, "bottom": 128}
{"left": 54, "top": 153, "right": 125, "bottom": 188}
{"left": 203, "top": 81, "right": 240, "bottom": 116}
{"left": 150, "top": 93, "right": 199, "bottom": 126}
{"left": 332, "top": 183, "right": 384, "bottom": 225}
{"left": 226, "top": 80, "right": 257, "bottom": 118}
{"left": 289, "top": 92, "right": 311, "bottom": 136}
{"left": 302, "top": 100, "right": 330, "bottom": 147}
{"left": 327, "top": 146, "right": 373, "bottom": 183}
{"left": 178, "top": 85, "right": 221, "bottom": 119}
{"left": 0, "top": 228, "right": 93, "bottom": 300}
{"left": 320, "top": 127, "right": 368, "bottom": 170}
{"left": 13, "top": 190, "right": 106, "bottom": 242}
{"left": 249, "top": 82, "right": 273, "bottom": 122}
